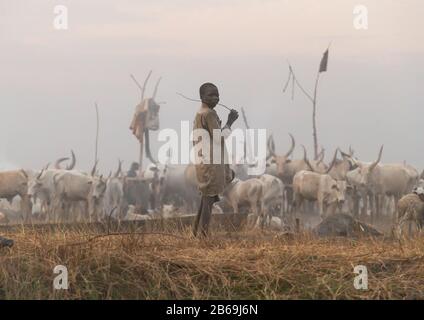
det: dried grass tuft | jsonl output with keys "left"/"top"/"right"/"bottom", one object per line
{"left": 1, "top": 225, "right": 423, "bottom": 299}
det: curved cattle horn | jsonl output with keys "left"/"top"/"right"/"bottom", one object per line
{"left": 20, "top": 169, "right": 28, "bottom": 179}
{"left": 339, "top": 148, "right": 349, "bottom": 158}
{"left": 152, "top": 77, "right": 162, "bottom": 99}
{"left": 317, "top": 146, "right": 325, "bottom": 164}
{"left": 36, "top": 170, "right": 43, "bottom": 179}
{"left": 91, "top": 160, "right": 99, "bottom": 176}
{"left": 266, "top": 135, "right": 276, "bottom": 160}
{"left": 339, "top": 147, "right": 359, "bottom": 168}
{"left": 325, "top": 149, "right": 339, "bottom": 174}
{"left": 145, "top": 130, "right": 158, "bottom": 164}
{"left": 54, "top": 157, "right": 69, "bottom": 170}
{"left": 141, "top": 71, "right": 152, "bottom": 101}
{"left": 66, "top": 150, "right": 76, "bottom": 170}
{"left": 270, "top": 135, "right": 276, "bottom": 153}
{"left": 302, "top": 145, "right": 315, "bottom": 172}
{"left": 369, "top": 145, "right": 384, "bottom": 171}
{"left": 37, "top": 163, "right": 50, "bottom": 179}
{"left": 349, "top": 145, "right": 354, "bottom": 156}
{"left": 285, "top": 133, "right": 295, "bottom": 158}
{"left": 114, "top": 159, "right": 123, "bottom": 178}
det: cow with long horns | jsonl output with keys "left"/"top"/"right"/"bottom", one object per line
{"left": 51, "top": 161, "right": 107, "bottom": 222}
{"left": 344, "top": 145, "right": 418, "bottom": 222}
{"left": 27, "top": 151, "right": 78, "bottom": 222}
{"left": 292, "top": 147, "right": 344, "bottom": 220}
{"left": 0, "top": 169, "right": 31, "bottom": 221}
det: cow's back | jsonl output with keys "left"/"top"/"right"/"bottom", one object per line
{"left": 55, "top": 172, "right": 91, "bottom": 200}
{"left": 259, "top": 174, "right": 284, "bottom": 202}
{"left": 233, "top": 179, "right": 263, "bottom": 202}
{"left": 293, "top": 171, "right": 320, "bottom": 200}
{"left": 0, "top": 170, "right": 27, "bottom": 196}
{"left": 374, "top": 165, "right": 411, "bottom": 195}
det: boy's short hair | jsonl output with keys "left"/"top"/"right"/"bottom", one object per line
{"left": 199, "top": 82, "right": 218, "bottom": 98}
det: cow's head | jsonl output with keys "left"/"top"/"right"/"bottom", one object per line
{"left": 326, "top": 180, "right": 346, "bottom": 208}
{"left": 303, "top": 146, "right": 338, "bottom": 176}
{"left": 416, "top": 179, "right": 424, "bottom": 190}
{"left": 89, "top": 175, "right": 107, "bottom": 203}
{"left": 31, "top": 197, "right": 45, "bottom": 217}
{"left": 267, "top": 133, "right": 295, "bottom": 178}
{"left": 336, "top": 181, "right": 347, "bottom": 204}
{"left": 348, "top": 145, "right": 383, "bottom": 187}
{"left": 88, "top": 161, "right": 107, "bottom": 202}
{"left": 27, "top": 164, "right": 49, "bottom": 199}
{"left": 413, "top": 186, "right": 424, "bottom": 201}
{"left": 27, "top": 178, "right": 41, "bottom": 199}
{"left": 339, "top": 146, "right": 358, "bottom": 171}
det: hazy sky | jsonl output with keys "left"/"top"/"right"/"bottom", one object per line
{"left": 1, "top": 0, "right": 423, "bottom": 172}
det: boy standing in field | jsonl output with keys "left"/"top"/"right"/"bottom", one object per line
{"left": 192, "top": 83, "right": 239, "bottom": 237}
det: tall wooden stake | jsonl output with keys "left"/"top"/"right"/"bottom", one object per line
{"left": 312, "top": 72, "right": 321, "bottom": 160}
{"left": 139, "top": 135, "right": 144, "bottom": 177}
{"left": 131, "top": 71, "right": 152, "bottom": 176}
{"left": 94, "top": 102, "right": 99, "bottom": 166}
{"left": 284, "top": 61, "right": 324, "bottom": 160}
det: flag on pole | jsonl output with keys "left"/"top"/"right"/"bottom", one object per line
{"left": 319, "top": 49, "right": 329, "bottom": 73}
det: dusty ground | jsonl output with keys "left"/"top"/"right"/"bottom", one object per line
{"left": 0, "top": 223, "right": 423, "bottom": 300}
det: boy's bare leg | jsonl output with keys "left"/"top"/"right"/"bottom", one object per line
{"left": 198, "top": 196, "right": 220, "bottom": 237}
{"left": 193, "top": 197, "right": 204, "bottom": 237}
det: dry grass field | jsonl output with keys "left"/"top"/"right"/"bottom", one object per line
{"left": 1, "top": 221, "right": 423, "bottom": 300}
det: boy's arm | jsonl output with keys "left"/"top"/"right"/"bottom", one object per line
{"left": 205, "top": 112, "right": 231, "bottom": 139}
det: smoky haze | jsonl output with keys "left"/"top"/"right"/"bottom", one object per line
{"left": 0, "top": 0, "right": 423, "bottom": 173}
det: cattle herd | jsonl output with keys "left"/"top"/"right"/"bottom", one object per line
{"left": 0, "top": 133, "right": 424, "bottom": 236}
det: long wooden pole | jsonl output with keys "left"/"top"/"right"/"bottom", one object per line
{"left": 284, "top": 63, "right": 321, "bottom": 160}
{"left": 241, "top": 107, "right": 252, "bottom": 164}
{"left": 312, "top": 72, "right": 321, "bottom": 160}
{"left": 94, "top": 102, "right": 99, "bottom": 166}
{"left": 130, "top": 71, "right": 152, "bottom": 177}
{"left": 139, "top": 137, "right": 144, "bottom": 177}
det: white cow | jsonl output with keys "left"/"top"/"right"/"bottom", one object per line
{"left": 103, "top": 161, "right": 125, "bottom": 220}
{"left": 222, "top": 178, "right": 264, "bottom": 227}
{"left": 345, "top": 146, "right": 418, "bottom": 221}
{"left": 257, "top": 174, "right": 285, "bottom": 226}
{"left": 53, "top": 170, "right": 107, "bottom": 222}
{"left": 293, "top": 170, "right": 346, "bottom": 219}
{"left": 0, "top": 170, "right": 31, "bottom": 220}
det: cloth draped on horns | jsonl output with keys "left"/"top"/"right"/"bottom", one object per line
{"left": 130, "top": 99, "right": 149, "bottom": 143}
